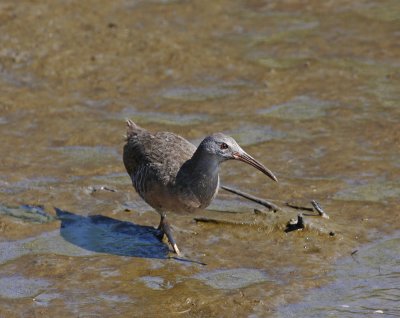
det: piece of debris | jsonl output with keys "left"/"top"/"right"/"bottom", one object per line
{"left": 88, "top": 186, "right": 117, "bottom": 194}
{"left": 100, "top": 186, "right": 117, "bottom": 192}
{"left": 285, "top": 213, "right": 305, "bottom": 232}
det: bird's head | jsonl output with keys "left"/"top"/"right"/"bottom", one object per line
{"left": 199, "top": 133, "right": 278, "bottom": 182}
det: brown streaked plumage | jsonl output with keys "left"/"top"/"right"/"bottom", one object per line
{"left": 123, "top": 120, "right": 277, "bottom": 255}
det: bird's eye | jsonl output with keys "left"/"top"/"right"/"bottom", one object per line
{"left": 220, "top": 142, "right": 228, "bottom": 150}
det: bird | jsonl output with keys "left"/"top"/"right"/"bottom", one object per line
{"left": 123, "top": 120, "right": 277, "bottom": 255}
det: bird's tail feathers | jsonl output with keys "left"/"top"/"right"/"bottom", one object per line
{"left": 126, "top": 119, "right": 137, "bottom": 129}
{"left": 125, "top": 119, "right": 142, "bottom": 140}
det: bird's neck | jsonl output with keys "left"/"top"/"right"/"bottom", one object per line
{"left": 176, "top": 149, "right": 221, "bottom": 206}
{"left": 189, "top": 148, "right": 220, "bottom": 176}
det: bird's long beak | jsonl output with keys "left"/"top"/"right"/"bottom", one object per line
{"left": 233, "top": 151, "right": 278, "bottom": 182}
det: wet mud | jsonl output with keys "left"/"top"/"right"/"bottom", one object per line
{"left": 0, "top": 0, "right": 399, "bottom": 317}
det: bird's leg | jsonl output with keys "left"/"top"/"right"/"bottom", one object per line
{"left": 155, "top": 218, "right": 165, "bottom": 241}
{"left": 158, "top": 213, "right": 181, "bottom": 256}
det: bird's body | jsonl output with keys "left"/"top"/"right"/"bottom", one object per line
{"left": 123, "top": 120, "right": 277, "bottom": 255}
{"left": 123, "top": 123, "right": 219, "bottom": 214}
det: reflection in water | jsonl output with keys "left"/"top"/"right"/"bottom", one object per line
{"left": 278, "top": 233, "right": 400, "bottom": 317}
{"left": 56, "top": 208, "right": 169, "bottom": 259}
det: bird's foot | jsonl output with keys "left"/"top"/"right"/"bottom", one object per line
{"left": 159, "top": 215, "right": 181, "bottom": 256}
{"left": 171, "top": 243, "right": 181, "bottom": 256}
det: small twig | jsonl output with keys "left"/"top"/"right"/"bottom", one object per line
{"left": 221, "top": 185, "right": 280, "bottom": 212}
{"left": 170, "top": 256, "right": 207, "bottom": 266}
{"left": 285, "top": 202, "right": 314, "bottom": 212}
{"left": 311, "top": 200, "right": 329, "bottom": 219}
{"left": 173, "top": 308, "right": 192, "bottom": 314}
{"left": 286, "top": 201, "right": 330, "bottom": 219}
{"left": 101, "top": 186, "right": 117, "bottom": 192}
{"left": 194, "top": 217, "right": 253, "bottom": 227}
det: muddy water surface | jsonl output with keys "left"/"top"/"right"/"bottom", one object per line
{"left": 0, "top": 0, "right": 399, "bottom": 317}
{"left": 277, "top": 231, "right": 400, "bottom": 317}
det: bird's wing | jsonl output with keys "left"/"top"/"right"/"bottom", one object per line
{"left": 123, "top": 123, "right": 196, "bottom": 182}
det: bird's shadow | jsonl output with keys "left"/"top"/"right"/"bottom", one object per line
{"left": 55, "top": 208, "right": 169, "bottom": 259}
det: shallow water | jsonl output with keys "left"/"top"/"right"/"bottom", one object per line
{"left": 277, "top": 232, "right": 400, "bottom": 317}
{"left": 0, "top": 0, "right": 399, "bottom": 317}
